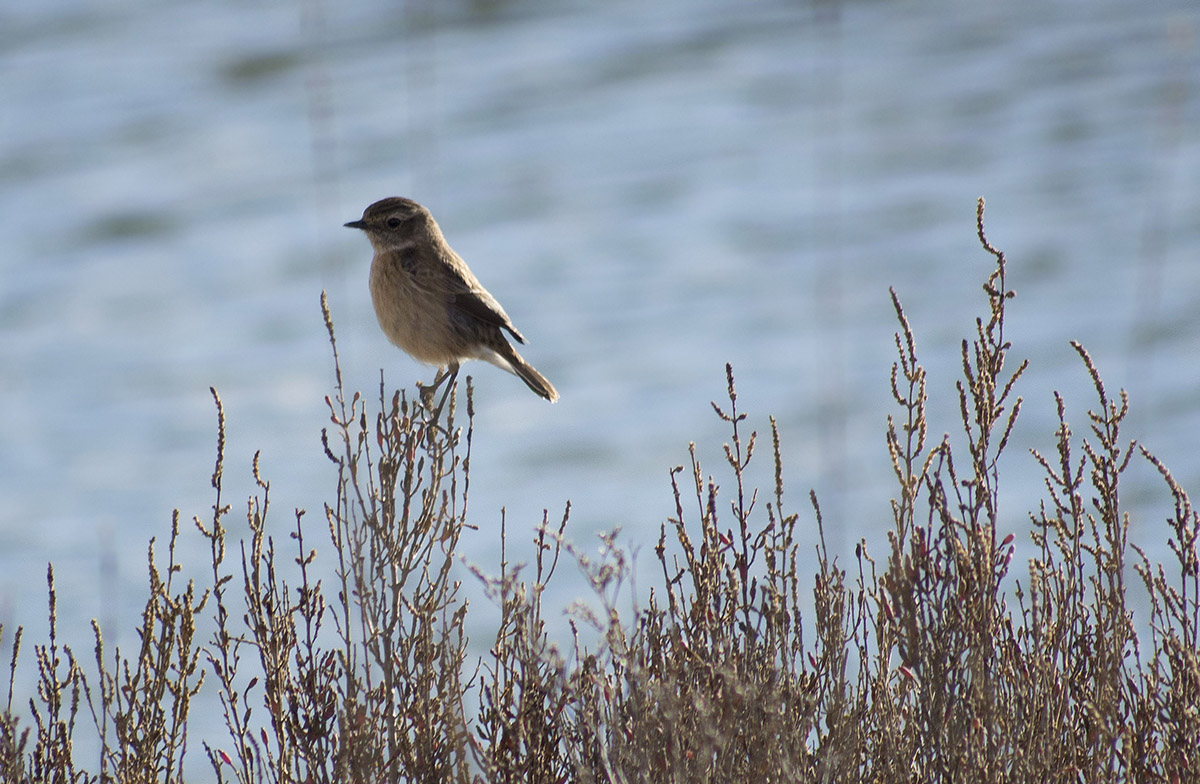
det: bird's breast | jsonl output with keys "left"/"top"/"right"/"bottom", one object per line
{"left": 369, "top": 251, "right": 463, "bottom": 366}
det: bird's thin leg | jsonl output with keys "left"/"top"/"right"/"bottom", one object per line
{"left": 429, "top": 364, "right": 460, "bottom": 425}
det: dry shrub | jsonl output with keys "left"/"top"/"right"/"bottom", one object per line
{"left": 1, "top": 198, "right": 1197, "bottom": 782}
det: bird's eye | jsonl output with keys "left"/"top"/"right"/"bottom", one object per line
{"left": 386, "top": 217, "right": 402, "bottom": 228}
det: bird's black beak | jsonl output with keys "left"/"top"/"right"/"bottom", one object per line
{"left": 344, "top": 219, "right": 366, "bottom": 230}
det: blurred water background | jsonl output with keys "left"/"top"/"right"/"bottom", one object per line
{"left": 2, "top": 0, "right": 1199, "bottom": 762}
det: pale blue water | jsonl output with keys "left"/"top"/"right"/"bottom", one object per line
{"left": 2, "top": 0, "right": 1199, "bottom": 768}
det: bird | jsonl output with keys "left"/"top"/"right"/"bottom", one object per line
{"left": 345, "top": 197, "right": 558, "bottom": 403}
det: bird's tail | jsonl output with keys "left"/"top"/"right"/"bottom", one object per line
{"left": 494, "top": 343, "right": 559, "bottom": 402}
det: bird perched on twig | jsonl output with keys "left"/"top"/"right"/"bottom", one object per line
{"left": 345, "top": 197, "right": 558, "bottom": 403}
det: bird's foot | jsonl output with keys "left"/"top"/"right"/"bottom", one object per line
{"left": 421, "top": 365, "right": 459, "bottom": 425}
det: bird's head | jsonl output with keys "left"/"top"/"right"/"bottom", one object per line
{"left": 345, "top": 197, "right": 436, "bottom": 249}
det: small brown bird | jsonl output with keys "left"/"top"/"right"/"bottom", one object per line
{"left": 345, "top": 197, "right": 558, "bottom": 402}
